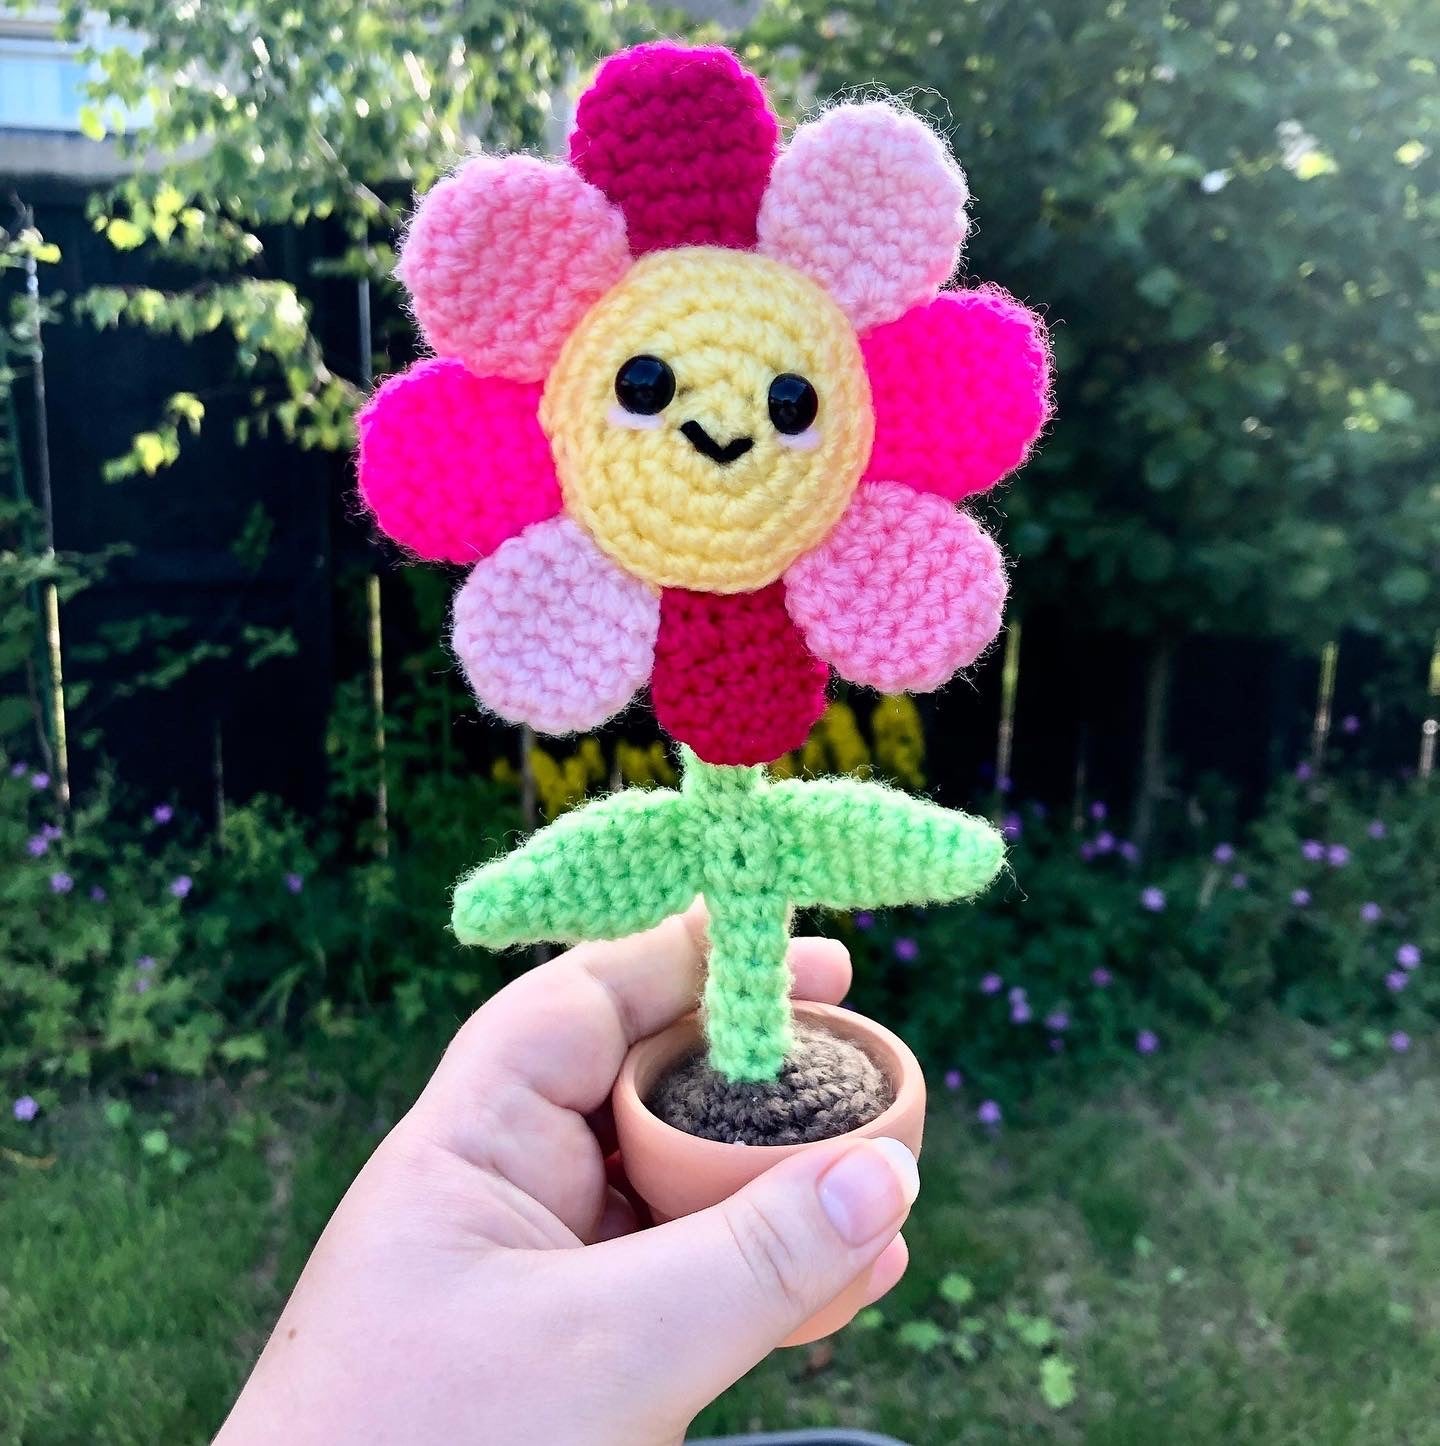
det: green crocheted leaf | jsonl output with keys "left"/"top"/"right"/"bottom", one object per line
{"left": 451, "top": 789, "right": 697, "bottom": 949}
{"left": 769, "top": 778, "right": 1006, "bottom": 910}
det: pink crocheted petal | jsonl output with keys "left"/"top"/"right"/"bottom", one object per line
{"left": 758, "top": 102, "right": 969, "bottom": 333}
{"left": 396, "top": 156, "right": 631, "bottom": 382}
{"left": 784, "top": 482, "right": 1008, "bottom": 692}
{"left": 357, "top": 359, "right": 561, "bottom": 563}
{"left": 862, "top": 287, "right": 1053, "bottom": 501}
{"left": 569, "top": 43, "right": 780, "bottom": 255}
{"left": 451, "top": 516, "right": 659, "bottom": 735}
{"left": 651, "top": 584, "right": 829, "bottom": 767}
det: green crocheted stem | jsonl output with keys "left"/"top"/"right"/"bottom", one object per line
{"left": 701, "top": 883, "right": 793, "bottom": 1083}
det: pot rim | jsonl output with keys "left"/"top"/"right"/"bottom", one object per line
{"left": 615, "top": 999, "right": 924, "bottom": 1157}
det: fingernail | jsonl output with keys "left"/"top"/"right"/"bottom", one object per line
{"left": 817, "top": 1138, "right": 920, "bottom": 1246}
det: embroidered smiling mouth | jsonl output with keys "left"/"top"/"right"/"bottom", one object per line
{"left": 681, "top": 420, "right": 754, "bottom": 466}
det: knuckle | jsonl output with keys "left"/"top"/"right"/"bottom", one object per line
{"left": 724, "top": 1196, "right": 810, "bottom": 1318}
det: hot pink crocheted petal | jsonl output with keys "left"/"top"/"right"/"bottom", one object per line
{"left": 758, "top": 102, "right": 969, "bottom": 333}
{"left": 569, "top": 43, "right": 780, "bottom": 255}
{"left": 357, "top": 358, "right": 561, "bottom": 563}
{"left": 396, "top": 156, "right": 631, "bottom": 382}
{"left": 862, "top": 287, "right": 1053, "bottom": 501}
{"left": 651, "top": 584, "right": 828, "bottom": 767}
{"left": 451, "top": 516, "right": 659, "bottom": 735}
{"left": 784, "top": 482, "right": 1008, "bottom": 692}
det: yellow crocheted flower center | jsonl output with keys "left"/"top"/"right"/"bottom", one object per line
{"left": 540, "top": 248, "right": 874, "bottom": 594}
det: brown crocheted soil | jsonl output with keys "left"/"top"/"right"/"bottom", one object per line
{"left": 647, "top": 1023, "right": 895, "bottom": 1145}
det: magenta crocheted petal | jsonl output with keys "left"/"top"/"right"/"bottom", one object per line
{"left": 357, "top": 358, "right": 561, "bottom": 563}
{"left": 784, "top": 482, "right": 1008, "bottom": 692}
{"left": 651, "top": 584, "right": 829, "bottom": 767}
{"left": 396, "top": 156, "right": 631, "bottom": 383}
{"left": 862, "top": 287, "right": 1053, "bottom": 500}
{"left": 569, "top": 43, "right": 780, "bottom": 255}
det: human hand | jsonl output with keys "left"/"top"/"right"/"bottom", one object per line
{"left": 215, "top": 907, "right": 918, "bottom": 1446}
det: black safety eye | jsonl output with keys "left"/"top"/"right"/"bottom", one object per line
{"left": 767, "top": 373, "right": 819, "bottom": 435}
{"left": 614, "top": 354, "right": 675, "bottom": 415}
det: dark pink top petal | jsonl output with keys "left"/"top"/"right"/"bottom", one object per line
{"left": 651, "top": 584, "right": 828, "bottom": 767}
{"left": 357, "top": 358, "right": 560, "bottom": 563}
{"left": 569, "top": 43, "right": 780, "bottom": 255}
{"left": 862, "top": 286, "right": 1053, "bottom": 501}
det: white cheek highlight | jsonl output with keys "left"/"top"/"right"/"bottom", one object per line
{"left": 607, "top": 404, "right": 664, "bottom": 431}
{"left": 777, "top": 426, "right": 821, "bottom": 452}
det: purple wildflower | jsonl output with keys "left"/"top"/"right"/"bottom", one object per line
{"left": 9, "top": 761, "right": 26, "bottom": 778}
{"left": 1095, "top": 831, "right": 1116, "bottom": 854}
{"left": 1230, "top": 872, "right": 1249, "bottom": 889}
{"left": 1302, "top": 839, "right": 1325, "bottom": 862}
{"left": 1295, "top": 762, "right": 1314, "bottom": 782}
{"left": 1009, "top": 985, "right": 1028, "bottom": 1003}
{"left": 1011, "top": 1000, "right": 1033, "bottom": 1024}
{"left": 1049, "top": 1036, "right": 1065, "bottom": 1053}
{"left": 169, "top": 875, "right": 193, "bottom": 899}
{"left": 1291, "top": 888, "right": 1312, "bottom": 907}
{"left": 1045, "top": 1010, "right": 1070, "bottom": 1032}
{"left": 977, "top": 1100, "right": 1002, "bottom": 1126}
{"left": 1136, "top": 1029, "right": 1160, "bottom": 1056}
{"left": 12, "top": 1095, "right": 39, "bottom": 1122}
{"left": 1140, "top": 886, "right": 1166, "bottom": 913}
{"left": 1119, "top": 840, "right": 1140, "bottom": 864}
{"left": 49, "top": 872, "right": 73, "bottom": 894}
{"left": 134, "top": 977, "right": 152, "bottom": 995}
{"left": 152, "top": 803, "right": 174, "bottom": 825}
{"left": 1361, "top": 901, "right": 1382, "bottom": 924}
{"left": 1368, "top": 820, "right": 1387, "bottom": 840}
{"left": 1341, "top": 714, "right": 1360, "bottom": 734}
{"left": 1327, "top": 843, "right": 1351, "bottom": 868}
{"left": 893, "top": 937, "right": 919, "bottom": 963}
{"left": 1390, "top": 1031, "right": 1411, "bottom": 1054}
{"left": 1090, "top": 801, "right": 1108, "bottom": 822}
{"left": 1091, "top": 967, "right": 1113, "bottom": 988}
{"left": 42, "top": 823, "right": 61, "bottom": 842}
{"left": 1397, "top": 944, "right": 1422, "bottom": 970}
{"left": 1079, "top": 841, "right": 1097, "bottom": 862}
{"left": 943, "top": 1069, "right": 964, "bottom": 1091}
{"left": 980, "top": 972, "right": 1004, "bottom": 995}
{"left": 31, "top": 772, "right": 50, "bottom": 790}
{"left": 26, "top": 834, "right": 49, "bottom": 857}
{"left": 853, "top": 910, "right": 874, "bottom": 931}
{"left": 89, "top": 886, "right": 106, "bottom": 903}
{"left": 1001, "top": 812, "right": 1023, "bottom": 842}
{"left": 136, "top": 956, "right": 156, "bottom": 972}
{"left": 1386, "top": 970, "right": 1409, "bottom": 993}
{"left": 1213, "top": 842, "right": 1235, "bottom": 864}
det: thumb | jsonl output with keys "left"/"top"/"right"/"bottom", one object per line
{"left": 574, "top": 1137, "right": 918, "bottom": 1414}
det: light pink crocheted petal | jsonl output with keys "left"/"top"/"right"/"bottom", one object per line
{"left": 862, "top": 287, "right": 1053, "bottom": 501}
{"left": 758, "top": 102, "right": 969, "bottom": 333}
{"left": 451, "top": 516, "right": 659, "bottom": 735}
{"left": 784, "top": 482, "right": 1008, "bottom": 692}
{"left": 396, "top": 156, "right": 631, "bottom": 382}
{"left": 569, "top": 43, "right": 780, "bottom": 255}
{"left": 358, "top": 358, "right": 561, "bottom": 563}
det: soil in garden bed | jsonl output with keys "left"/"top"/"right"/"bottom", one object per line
{"left": 647, "top": 1023, "right": 894, "bottom": 1145}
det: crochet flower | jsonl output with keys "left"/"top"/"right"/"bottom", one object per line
{"left": 358, "top": 43, "right": 1052, "bottom": 767}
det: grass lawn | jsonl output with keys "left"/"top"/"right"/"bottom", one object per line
{"left": 4, "top": 1018, "right": 1440, "bottom": 1446}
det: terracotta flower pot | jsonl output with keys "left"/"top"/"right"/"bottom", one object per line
{"left": 612, "top": 999, "right": 927, "bottom": 1347}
